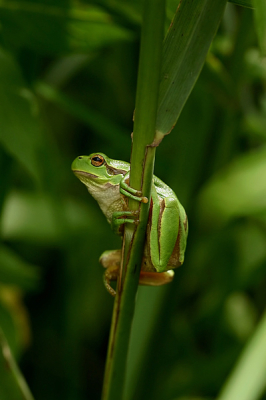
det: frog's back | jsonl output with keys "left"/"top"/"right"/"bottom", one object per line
{"left": 153, "top": 175, "right": 177, "bottom": 199}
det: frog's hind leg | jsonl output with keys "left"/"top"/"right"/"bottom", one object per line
{"left": 104, "top": 265, "right": 119, "bottom": 297}
{"left": 104, "top": 266, "right": 174, "bottom": 295}
{"left": 100, "top": 250, "right": 121, "bottom": 297}
{"left": 150, "top": 194, "right": 180, "bottom": 273}
{"left": 139, "top": 270, "right": 174, "bottom": 286}
{"left": 100, "top": 249, "right": 175, "bottom": 295}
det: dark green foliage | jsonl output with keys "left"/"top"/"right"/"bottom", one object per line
{"left": 0, "top": 1, "right": 266, "bottom": 400}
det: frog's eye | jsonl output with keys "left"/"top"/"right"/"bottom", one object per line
{"left": 91, "top": 154, "right": 105, "bottom": 167}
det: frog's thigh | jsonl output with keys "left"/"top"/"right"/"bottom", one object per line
{"left": 139, "top": 270, "right": 174, "bottom": 286}
{"left": 151, "top": 197, "right": 180, "bottom": 272}
{"left": 99, "top": 249, "right": 121, "bottom": 269}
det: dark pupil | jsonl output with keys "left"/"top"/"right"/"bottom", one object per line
{"left": 93, "top": 157, "right": 102, "bottom": 162}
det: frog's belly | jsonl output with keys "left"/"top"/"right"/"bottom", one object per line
{"left": 91, "top": 184, "right": 125, "bottom": 224}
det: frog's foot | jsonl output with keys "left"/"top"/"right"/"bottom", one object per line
{"left": 139, "top": 270, "right": 174, "bottom": 286}
{"left": 100, "top": 250, "right": 121, "bottom": 297}
{"left": 103, "top": 265, "right": 119, "bottom": 297}
{"left": 120, "top": 176, "right": 148, "bottom": 203}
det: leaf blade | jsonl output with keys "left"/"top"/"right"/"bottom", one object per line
{"left": 156, "top": 0, "right": 227, "bottom": 138}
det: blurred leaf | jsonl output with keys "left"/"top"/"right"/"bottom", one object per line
{"left": 0, "top": 245, "right": 40, "bottom": 290}
{"left": 0, "top": 1, "right": 133, "bottom": 55}
{"left": 224, "top": 292, "right": 257, "bottom": 340}
{"left": 0, "top": 328, "right": 34, "bottom": 400}
{"left": 245, "top": 48, "right": 266, "bottom": 81}
{"left": 172, "top": 398, "right": 212, "bottom": 400}
{"left": 216, "top": 308, "right": 266, "bottom": 400}
{"left": 244, "top": 112, "right": 266, "bottom": 140}
{"left": 0, "top": 0, "right": 68, "bottom": 54}
{"left": 0, "top": 49, "right": 43, "bottom": 184}
{"left": 235, "top": 221, "right": 266, "bottom": 282}
{"left": 36, "top": 82, "right": 127, "bottom": 150}
{"left": 155, "top": 0, "right": 227, "bottom": 139}
{"left": 0, "top": 299, "right": 17, "bottom": 355}
{"left": 253, "top": 0, "right": 266, "bottom": 55}
{"left": 0, "top": 288, "right": 31, "bottom": 356}
{"left": 197, "top": 146, "right": 266, "bottom": 227}
{"left": 229, "top": 0, "right": 253, "bottom": 8}
{"left": 68, "top": 7, "right": 133, "bottom": 52}
{"left": 1, "top": 191, "right": 61, "bottom": 243}
{"left": 0, "top": 149, "right": 13, "bottom": 215}
{"left": 243, "top": 91, "right": 266, "bottom": 141}
{"left": 44, "top": 54, "right": 92, "bottom": 87}
{"left": 1, "top": 191, "right": 96, "bottom": 243}
{"left": 91, "top": 0, "right": 142, "bottom": 27}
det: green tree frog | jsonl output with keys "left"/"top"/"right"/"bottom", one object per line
{"left": 72, "top": 153, "right": 188, "bottom": 296}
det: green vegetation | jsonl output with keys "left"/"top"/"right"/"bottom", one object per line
{"left": 0, "top": 1, "right": 266, "bottom": 400}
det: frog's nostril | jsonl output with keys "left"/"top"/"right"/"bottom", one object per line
{"left": 78, "top": 156, "right": 83, "bottom": 159}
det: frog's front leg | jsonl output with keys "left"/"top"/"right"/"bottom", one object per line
{"left": 111, "top": 210, "right": 139, "bottom": 234}
{"left": 120, "top": 172, "right": 148, "bottom": 203}
{"left": 111, "top": 173, "right": 148, "bottom": 234}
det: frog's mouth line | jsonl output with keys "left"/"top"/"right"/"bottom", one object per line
{"left": 73, "top": 170, "right": 98, "bottom": 179}
{"left": 106, "top": 165, "right": 127, "bottom": 176}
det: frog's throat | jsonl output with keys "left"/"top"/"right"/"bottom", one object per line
{"left": 73, "top": 169, "right": 104, "bottom": 194}
{"left": 73, "top": 170, "right": 98, "bottom": 180}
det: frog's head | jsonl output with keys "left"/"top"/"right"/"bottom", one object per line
{"left": 72, "top": 153, "right": 128, "bottom": 189}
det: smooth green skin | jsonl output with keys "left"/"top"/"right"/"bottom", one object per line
{"left": 72, "top": 152, "right": 188, "bottom": 277}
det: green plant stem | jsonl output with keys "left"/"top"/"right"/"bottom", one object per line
{"left": 101, "top": 0, "right": 165, "bottom": 399}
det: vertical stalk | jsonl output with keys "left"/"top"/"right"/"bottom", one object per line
{"left": 101, "top": 0, "right": 165, "bottom": 399}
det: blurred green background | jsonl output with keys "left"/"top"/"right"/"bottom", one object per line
{"left": 0, "top": 1, "right": 266, "bottom": 399}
